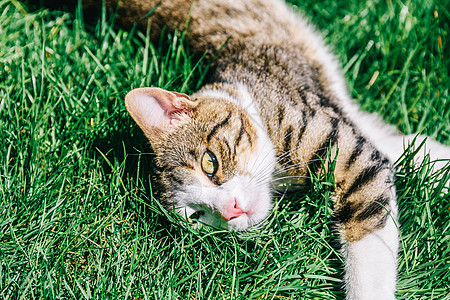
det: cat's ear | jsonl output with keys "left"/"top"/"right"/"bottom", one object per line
{"left": 125, "top": 87, "right": 195, "bottom": 141}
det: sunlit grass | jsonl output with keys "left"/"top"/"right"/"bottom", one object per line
{"left": 0, "top": 0, "right": 448, "bottom": 299}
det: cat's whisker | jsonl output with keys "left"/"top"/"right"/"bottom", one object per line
{"left": 275, "top": 143, "right": 306, "bottom": 163}
{"left": 271, "top": 175, "right": 311, "bottom": 183}
{"left": 273, "top": 157, "right": 346, "bottom": 176}
{"left": 128, "top": 152, "right": 157, "bottom": 156}
{"left": 273, "top": 159, "right": 321, "bottom": 174}
{"left": 250, "top": 166, "right": 276, "bottom": 186}
{"left": 250, "top": 153, "right": 311, "bottom": 182}
{"left": 275, "top": 144, "right": 333, "bottom": 166}
{"left": 273, "top": 145, "right": 342, "bottom": 176}
{"left": 247, "top": 144, "right": 277, "bottom": 182}
{"left": 254, "top": 174, "right": 312, "bottom": 188}
{"left": 249, "top": 146, "right": 286, "bottom": 182}
{"left": 247, "top": 127, "right": 298, "bottom": 179}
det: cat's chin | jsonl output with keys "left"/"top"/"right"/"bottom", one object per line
{"left": 226, "top": 214, "right": 253, "bottom": 231}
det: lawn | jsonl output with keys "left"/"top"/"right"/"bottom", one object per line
{"left": 1, "top": 0, "right": 449, "bottom": 299}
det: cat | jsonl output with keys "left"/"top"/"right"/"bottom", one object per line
{"left": 84, "top": 0, "right": 450, "bottom": 299}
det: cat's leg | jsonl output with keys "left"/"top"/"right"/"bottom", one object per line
{"left": 330, "top": 123, "right": 400, "bottom": 299}
{"left": 339, "top": 192, "right": 399, "bottom": 300}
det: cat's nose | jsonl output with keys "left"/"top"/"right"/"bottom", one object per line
{"left": 222, "top": 198, "right": 246, "bottom": 221}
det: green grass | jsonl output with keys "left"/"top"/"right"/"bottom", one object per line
{"left": 1, "top": 0, "right": 449, "bottom": 299}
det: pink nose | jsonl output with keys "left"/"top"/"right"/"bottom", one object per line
{"left": 222, "top": 198, "right": 246, "bottom": 221}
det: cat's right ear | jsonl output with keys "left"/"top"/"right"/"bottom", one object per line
{"left": 124, "top": 87, "right": 196, "bottom": 142}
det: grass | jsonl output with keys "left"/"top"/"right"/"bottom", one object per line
{"left": 0, "top": 0, "right": 449, "bottom": 299}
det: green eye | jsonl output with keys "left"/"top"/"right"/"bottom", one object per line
{"left": 201, "top": 151, "right": 218, "bottom": 176}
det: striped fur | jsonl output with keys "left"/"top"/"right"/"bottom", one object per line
{"left": 109, "top": 0, "right": 450, "bottom": 298}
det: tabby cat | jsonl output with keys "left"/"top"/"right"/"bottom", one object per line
{"left": 85, "top": 0, "right": 450, "bottom": 298}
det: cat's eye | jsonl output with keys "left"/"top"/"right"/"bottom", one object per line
{"left": 201, "top": 151, "right": 218, "bottom": 176}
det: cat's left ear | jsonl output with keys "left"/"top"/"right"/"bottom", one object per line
{"left": 124, "top": 87, "right": 196, "bottom": 141}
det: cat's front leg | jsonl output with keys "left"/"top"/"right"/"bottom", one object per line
{"left": 333, "top": 140, "right": 399, "bottom": 300}
{"left": 338, "top": 192, "right": 399, "bottom": 300}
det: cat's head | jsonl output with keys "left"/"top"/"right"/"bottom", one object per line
{"left": 125, "top": 87, "right": 276, "bottom": 230}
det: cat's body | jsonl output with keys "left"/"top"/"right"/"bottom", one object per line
{"left": 85, "top": 0, "right": 450, "bottom": 298}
